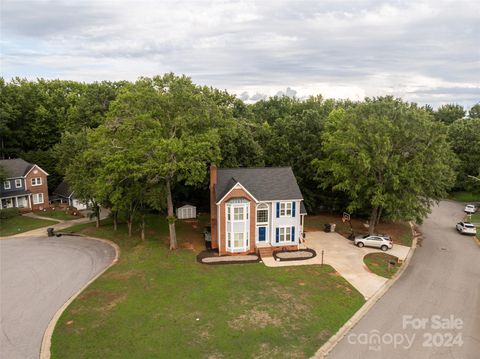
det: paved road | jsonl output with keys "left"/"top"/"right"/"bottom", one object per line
{"left": 328, "top": 201, "right": 480, "bottom": 359}
{"left": 0, "top": 236, "right": 115, "bottom": 359}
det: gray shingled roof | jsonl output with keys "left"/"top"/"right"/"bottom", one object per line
{"left": 215, "top": 167, "right": 304, "bottom": 203}
{"left": 53, "top": 181, "right": 73, "bottom": 198}
{"left": 0, "top": 158, "right": 33, "bottom": 178}
{"left": 300, "top": 201, "right": 307, "bottom": 215}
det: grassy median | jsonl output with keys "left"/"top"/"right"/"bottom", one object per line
{"left": 51, "top": 215, "right": 365, "bottom": 358}
{"left": 363, "top": 253, "right": 400, "bottom": 279}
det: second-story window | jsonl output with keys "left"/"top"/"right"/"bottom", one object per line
{"left": 280, "top": 202, "right": 292, "bottom": 216}
{"left": 4, "top": 181, "right": 11, "bottom": 190}
{"left": 15, "top": 179, "right": 22, "bottom": 188}
{"left": 31, "top": 177, "right": 42, "bottom": 186}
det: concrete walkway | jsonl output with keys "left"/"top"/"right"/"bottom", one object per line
{"left": 263, "top": 231, "right": 411, "bottom": 299}
{"left": 1, "top": 208, "right": 110, "bottom": 239}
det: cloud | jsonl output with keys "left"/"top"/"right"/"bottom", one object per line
{"left": 1, "top": 0, "right": 479, "bottom": 108}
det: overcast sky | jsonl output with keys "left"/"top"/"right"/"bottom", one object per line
{"left": 1, "top": 0, "right": 479, "bottom": 108}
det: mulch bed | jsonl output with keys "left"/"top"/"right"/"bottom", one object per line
{"left": 196, "top": 250, "right": 261, "bottom": 265}
{"left": 273, "top": 248, "right": 317, "bottom": 262}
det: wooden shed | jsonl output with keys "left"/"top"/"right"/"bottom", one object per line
{"left": 176, "top": 204, "right": 196, "bottom": 219}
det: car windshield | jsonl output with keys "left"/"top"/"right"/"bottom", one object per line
{"left": 464, "top": 224, "right": 475, "bottom": 228}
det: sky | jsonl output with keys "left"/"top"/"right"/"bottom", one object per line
{"left": 1, "top": 0, "right": 479, "bottom": 108}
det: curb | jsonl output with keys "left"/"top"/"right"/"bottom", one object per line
{"left": 39, "top": 235, "right": 120, "bottom": 359}
{"left": 312, "top": 222, "right": 419, "bottom": 358}
{"left": 473, "top": 235, "right": 480, "bottom": 247}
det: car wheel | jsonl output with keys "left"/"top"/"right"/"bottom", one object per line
{"left": 381, "top": 245, "right": 388, "bottom": 251}
{"left": 357, "top": 242, "right": 364, "bottom": 248}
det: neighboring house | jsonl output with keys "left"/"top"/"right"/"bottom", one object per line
{"left": 176, "top": 204, "right": 197, "bottom": 219}
{"left": 51, "top": 181, "right": 88, "bottom": 210}
{"left": 209, "top": 165, "right": 307, "bottom": 256}
{"left": 0, "top": 158, "right": 49, "bottom": 211}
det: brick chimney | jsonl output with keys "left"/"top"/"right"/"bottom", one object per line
{"left": 209, "top": 164, "right": 218, "bottom": 249}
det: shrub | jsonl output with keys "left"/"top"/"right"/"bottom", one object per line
{"left": 0, "top": 208, "right": 20, "bottom": 219}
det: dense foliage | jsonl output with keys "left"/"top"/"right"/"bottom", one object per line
{"left": 1, "top": 75, "right": 477, "bottom": 240}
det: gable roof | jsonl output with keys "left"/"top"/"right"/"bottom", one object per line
{"left": 53, "top": 181, "right": 73, "bottom": 198}
{"left": 215, "top": 167, "right": 304, "bottom": 203}
{"left": 0, "top": 158, "right": 34, "bottom": 178}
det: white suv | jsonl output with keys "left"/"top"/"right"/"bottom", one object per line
{"left": 464, "top": 204, "right": 476, "bottom": 214}
{"left": 354, "top": 235, "right": 393, "bottom": 251}
{"left": 456, "top": 222, "right": 477, "bottom": 235}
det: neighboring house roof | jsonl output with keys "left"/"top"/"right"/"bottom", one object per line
{"left": 0, "top": 158, "right": 34, "bottom": 178}
{"left": 215, "top": 167, "right": 304, "bottom": 203}
{"left": 0, "top": 189, "right": 31, "bottom": 198}
{"left": 53, "top": 181, "right": 74, "bottom": 198}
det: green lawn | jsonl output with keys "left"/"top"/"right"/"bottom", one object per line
{"left": 0, "top": 215, "right": 57, "bottom": 237}
{"left": 34, "top": 209, "right": 79, "bottom": 221}
{"left": 470, "top": 212, "right": 480, "bottom": 224}
{"left": 363, "top": 253, "right": 399, "bottom": 279}
{"left": 448, "top": 191, "right": 480, "bottom": 202}
{"left": 51, "top": 215, "right": 365, "bottom": 358}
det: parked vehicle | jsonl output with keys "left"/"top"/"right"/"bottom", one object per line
{"left": 456, "top": 222, "right": 477, "bottom": 235}
{"left": 354, "top": 234, "right": 393, "bottom": 251}
{"left": 464, "top": 204, "right": 477, "bottom": 214}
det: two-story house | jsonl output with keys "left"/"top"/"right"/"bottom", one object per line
{"left": 209, "top": 165, "right": 307, "bottom": 256}
{"left": 0, "top": 158, "right": 49, "bottom": 211}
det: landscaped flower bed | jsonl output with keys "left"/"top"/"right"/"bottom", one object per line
{"left": 197, "top": 250, "right": 260, "bottom": 265}
{"left": 273, "top": 248, "right": 317, "bottom": 261}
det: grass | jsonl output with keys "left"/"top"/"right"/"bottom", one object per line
{"left": 305, "top": 213, "right": 413, "bottom": 247}
{"left": 470, "top": 212, "right": 480, "bottom": 224}
{"left": 34, "top": 209, "right": 79, "bottom": 221}
{"left": 363, "top": 253, "right": 400, "bottom": 279}
{"left": 448, "top": 191, "right": 480, "bottom": 202}
{"left": 0, "top": 215, "right": 57, "bottom": 236}
{"left": 51, "top": 214, "right": 365, "bottom": 358}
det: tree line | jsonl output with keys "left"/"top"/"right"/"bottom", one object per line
{"left": 1, "top": 74, "right": 479, "bottom": 241}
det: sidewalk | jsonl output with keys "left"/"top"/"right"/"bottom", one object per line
{"left": 1, "top": 208, "right": 110, "bottom": 239}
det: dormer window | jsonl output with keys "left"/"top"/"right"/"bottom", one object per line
{"left": 15, "top": 179, "right": 22, "bottom": 188}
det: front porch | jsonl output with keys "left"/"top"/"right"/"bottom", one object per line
{"left": 256, "top": 241, "right": 308, "bottom": 258}
{"left": 1, "top": 194, "right": 31, "bottom": 210}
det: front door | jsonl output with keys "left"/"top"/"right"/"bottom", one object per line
{"left": 258, "top": 226, "right": 266, "bottom": 242}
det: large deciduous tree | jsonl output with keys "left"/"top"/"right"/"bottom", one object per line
{"left": 313, "top": 97, "right": 457, "bottom": 234}
{"left": 448, "top": 118, "right": 480, "bottom": 191}
{"left": 434, "top": 103, "right": 466, "bottom": 124}
{"left": 106, "top": 74, "right": 221, "bottom": 249}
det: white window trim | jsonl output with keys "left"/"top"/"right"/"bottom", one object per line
{"left": 278, "top": 226, "right": 292, "bottom": 243}
{"left": 256, "top": 203, "right": 269, "bottom": 224}
{"left": 225, "top": 203, "right": 249, "bottom": 252}
{"left": 31, "top": 177, "right": 42, "bottom": 186}
{"left": 33, "top": 193, "right": 44, "bottom": 204}
{"left": 15, "top": 179, "right": 22, "bottom": 188}
{"left": 280, "top": 202, "right": 292, "bottom": 217}
{"left": 4, "top": 181, "right": 11, "bottom": 190}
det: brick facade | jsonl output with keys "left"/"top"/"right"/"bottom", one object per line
{"left": 218, "top": 187, "right": 257, "bottom": 256}
{"left": 25, "top": 166, "right": 49, "bottom": 211}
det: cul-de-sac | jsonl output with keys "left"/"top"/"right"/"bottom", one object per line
{"left": 1, "top": 1, "right": 479, "bottom": 359}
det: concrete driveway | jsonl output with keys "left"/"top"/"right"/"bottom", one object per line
{"left": 0, "top": 236, "right": 116, "bottom": 359}
{"left": 328, "top": 200, "right": 480, "bottom": 358}
{"left": 264, "top": 231, "right": 411, "bottom": 299}
{"left": 307, "top": 232, "right": 410, "bottom": 299}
